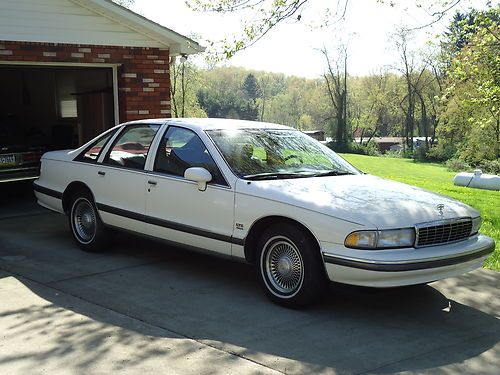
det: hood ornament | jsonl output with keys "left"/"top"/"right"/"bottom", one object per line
{"left": 436, "top": 204, "right": 445, "bottom": 216}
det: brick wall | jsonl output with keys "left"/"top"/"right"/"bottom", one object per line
{"left": 0, "top": 41, "right": 171, "bottom": 122}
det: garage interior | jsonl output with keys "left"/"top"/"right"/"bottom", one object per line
{"left": 0, "top": 65, "right": 115, "bottom": 153}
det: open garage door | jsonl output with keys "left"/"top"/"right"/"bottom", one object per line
{"left": 0, "top": 65, "right": 115, "bottom": 182}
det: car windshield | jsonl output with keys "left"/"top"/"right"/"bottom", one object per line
{"left": 206, "top": 128, "right": 360, "bottom": 180}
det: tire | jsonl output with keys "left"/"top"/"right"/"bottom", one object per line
{"left": 68, "top": 191, "right": 108, "bottom": 252}
{"left": 256, "top": 222, "right": 328, "bottom": 308}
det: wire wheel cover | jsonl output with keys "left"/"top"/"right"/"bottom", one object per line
{"left": 73, "top": 199, "right": 96, "bottom": 242}
{"left": 265, "top": 239, "right": 304, "bottom": 295}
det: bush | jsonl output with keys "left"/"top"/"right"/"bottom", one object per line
{"left": 445, "top": 158, "right": 471, "bottom": 172}
{"left": 445, "top": 158, "right": 500, "bottom": 175}
{"left": 401, "top": 148, "right": 414, "bottom": 159}
{"left": 383, "top": 150, "right": 403, "bottom": 158}
{"left": 426, "top": 144, "right": 457, "bottom": 162}
{"left": 412, "top": 146, "right": 428, "bottom": 162}
{"left": 327, "top": 141, "right": 380, "bottom": 156}
{"left": 476, "top": 159, "right": 500, "bottom": 175}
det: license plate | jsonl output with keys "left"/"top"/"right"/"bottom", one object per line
{"left": 0, "top": 154, "right": 16, "bottom": 166}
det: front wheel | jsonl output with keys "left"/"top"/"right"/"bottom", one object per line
{"left": 69, "top": 192, "right": 108, "bottom": 252}
{"left": 257, "top": 222, "right": 327, "bottom": 308}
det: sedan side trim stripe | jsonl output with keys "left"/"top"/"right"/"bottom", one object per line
{"left": 322, "top": 245, "right": 494, "bottom": 272}
{"left": 96, "top": 203, "right": 245, "bottom": 245}
{"left": 33, "top": 182, "right": 63, "bottom": 199}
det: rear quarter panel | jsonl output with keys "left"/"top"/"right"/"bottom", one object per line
{"left": 36, "top": 155, "right": 99, "bottom": 212}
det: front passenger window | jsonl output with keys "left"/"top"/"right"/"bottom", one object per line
{"left": 154, "top": 126, "right": 225, "bottom": 185}
{"left": 104, "top": 124, "right": 160, "bottom": 170}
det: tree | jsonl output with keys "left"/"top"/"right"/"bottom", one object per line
{"left": 393, "top": 28, "right": 431, "bottom": 150}
{"left": 243, "top": 73, "right": 260, "bottom": 102}
{"left": 350, "top": 72, "right": 398, "bottom": 145}
{"left": 170, "top": 58, "right": 207, "bottom": 118}
{"left": 441, "top": 8, "right": 500, "bottom": 64}
{"left": 195, "top": 67, "right": 260, "bottom": 120}
{"left": 438, "top": 14, "right": 500, "bottom": 164}
{"left": 322, "top": 46, "right": 348, "bottom": 148}
{"left": 187, "top": 0, "right": 469, "bottom": 57}
{"left": 242, "top": 73, "right": 260, "bottom": 120}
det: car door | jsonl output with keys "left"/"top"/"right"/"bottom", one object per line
{"left": 144, "top": 125, "right": 234, "bottom": 256}
{"left": 92, "top": 123, "right": 161, "bottom": 234}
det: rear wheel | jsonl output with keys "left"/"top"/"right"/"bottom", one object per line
{"left": 256, "top": 222, "right": 327, "bottom": 308}
{"left": 69, "top": 192, "right": 108, "bottom": 252}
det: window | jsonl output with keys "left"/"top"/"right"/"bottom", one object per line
{"left": 154, "top": 126, "right": 226, "bottom": 185}
{"left": 75, "top": 128, "right": 117, "bottom": 163}
{"left": 104, "top": 124, "right": 160, "bottom": 170}
{"left": 60, "top": 99, "right": 77, "bottom": 118}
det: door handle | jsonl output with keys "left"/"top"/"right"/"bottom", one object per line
{"left": 147, "top": 180, "right": 157, "bottom": 186}
{"left": 98, "top": 171, "right": 106, "bottom": 176}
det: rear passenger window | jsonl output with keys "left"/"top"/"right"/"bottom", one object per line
{"left": 104, "top": 124, "right": 160, "bottom": 170}
{"left": 75, "top": 129, "right": 117, "bottom": 163}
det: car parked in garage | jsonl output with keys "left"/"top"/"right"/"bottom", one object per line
{"left": 1, "top": 120, "right": 44, "bottom": 183}
{"left": 33, "top": 118, "right": 495, "bottom": 308}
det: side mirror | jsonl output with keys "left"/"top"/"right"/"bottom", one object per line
{"left": 184, "top": 167, "right": 212, "bottom": 191}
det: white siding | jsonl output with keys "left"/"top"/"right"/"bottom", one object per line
{"left": 0, "top": 0, "right": 164, "bottom": 47}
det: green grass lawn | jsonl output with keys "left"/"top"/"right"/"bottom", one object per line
{"left": 340, "top": 154, "right": 499, "bottom": 271}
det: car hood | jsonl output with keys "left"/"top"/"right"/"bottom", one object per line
{"left": 237, "top": 174, "right": 479, "bottom": 229}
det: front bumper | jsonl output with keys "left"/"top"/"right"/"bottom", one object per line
{"left": 321, "top": 234, "right": 495, "bottom": 287}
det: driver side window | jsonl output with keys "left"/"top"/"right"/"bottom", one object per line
{"left": 153, "top": 126, "right": 226, "bottom": 186}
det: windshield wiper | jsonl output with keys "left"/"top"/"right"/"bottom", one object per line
{"left": 311, "top": 170, "right": 354, "bottom": 177}
{"left": 243, "top": 172, "right": 315, "bottom": 180}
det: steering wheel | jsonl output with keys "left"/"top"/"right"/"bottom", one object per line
{"left": 284, "top": 154, "right": 304, "bottom": 164}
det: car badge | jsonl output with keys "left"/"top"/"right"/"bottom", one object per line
{"left": 436, "top": 204, "right": 445, "bottom": 216}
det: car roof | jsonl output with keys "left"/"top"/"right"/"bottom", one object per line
{"left": 124, "top": 118, "right": 295, "bottom": 131}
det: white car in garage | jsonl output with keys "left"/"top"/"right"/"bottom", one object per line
{"left": 34, "top": 118, "right": 495, "bottom": 308}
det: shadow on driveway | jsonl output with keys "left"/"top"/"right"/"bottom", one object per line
{"left": 0, "top": 212, "right": 499, "bottom": 374}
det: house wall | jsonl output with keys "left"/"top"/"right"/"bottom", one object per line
{"left": 0, "top": 41, "right": 171, "bottom": 123}
{"left": 0, "top": 0, "right": 162, "bottom": 47}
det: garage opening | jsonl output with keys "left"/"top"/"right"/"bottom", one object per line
{"left": 0, "top": 65, "right": 115, "bottom": 182}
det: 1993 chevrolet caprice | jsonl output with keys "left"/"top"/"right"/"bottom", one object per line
{"left": 34, "top": 118, "right": 495, "bottom": 307}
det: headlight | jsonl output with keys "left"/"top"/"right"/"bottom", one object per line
{"left": 345, "top": 228, "right": 415, "bottom": 249}
{"left": 471, "top": 217, "right": 482, "bottom": 235}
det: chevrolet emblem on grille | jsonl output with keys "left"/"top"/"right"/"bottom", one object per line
{"left": 436, "top": 204, "right": 445, "bottom": 216}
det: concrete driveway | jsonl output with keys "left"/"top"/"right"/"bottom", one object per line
{"left": 1, "top": 185, "right": 499, "bottom": 374}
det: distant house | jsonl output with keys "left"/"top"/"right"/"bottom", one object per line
{"left": 374, "top": 137, "right": 404, "bottom": 152}
{"left": 303, "top": 130, "right": 326, "bottom": 142}
{"left": 0, "top": 0, "right": 203, "bottom": 148}
{"left": 354, "top": 137, "right": 403, "bottom": 152}
{"left": 354, "top": 136, "right": 434, "bottom": 153}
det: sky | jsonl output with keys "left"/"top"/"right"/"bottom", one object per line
{"left": 130, "top": 0, "right": 490, "bottom": 78}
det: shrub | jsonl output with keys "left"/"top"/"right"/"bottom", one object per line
{"left": 383, "top": 150, "right": 403, "bottom": 158}
{"left": 476, "top": 159, "right": 500, "bottom": 175}
{"left": 426, "top": 144, "right": 457, "bottom": 162}
{"left": 445, "top": 158, "right": 500, "bottom": 175}
{"left": 327, "top": 141, "right": 380, "bottom": 156}
{"left": 412, "top": 146, "right": 428, "bottom": 162}
{"left": 402, "top": 149, "right": 414, "bottom": 159}
{"left": 446, "top": 158, "right": 471, "bottom": 172}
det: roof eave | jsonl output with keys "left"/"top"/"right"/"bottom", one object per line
{"left": 73, "top": 0, "right": 205, "bottom": 55}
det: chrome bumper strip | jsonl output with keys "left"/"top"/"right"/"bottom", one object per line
{"left": 322, "top": 243, "right": 494, "bottom": 272}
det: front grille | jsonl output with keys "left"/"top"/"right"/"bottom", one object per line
{"left": 416, "top": 218, "right": 472, "bottom": 247}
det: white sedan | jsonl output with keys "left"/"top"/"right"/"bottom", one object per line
{"left": 34, "top": 118, "right": 495, "bottom": 308}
